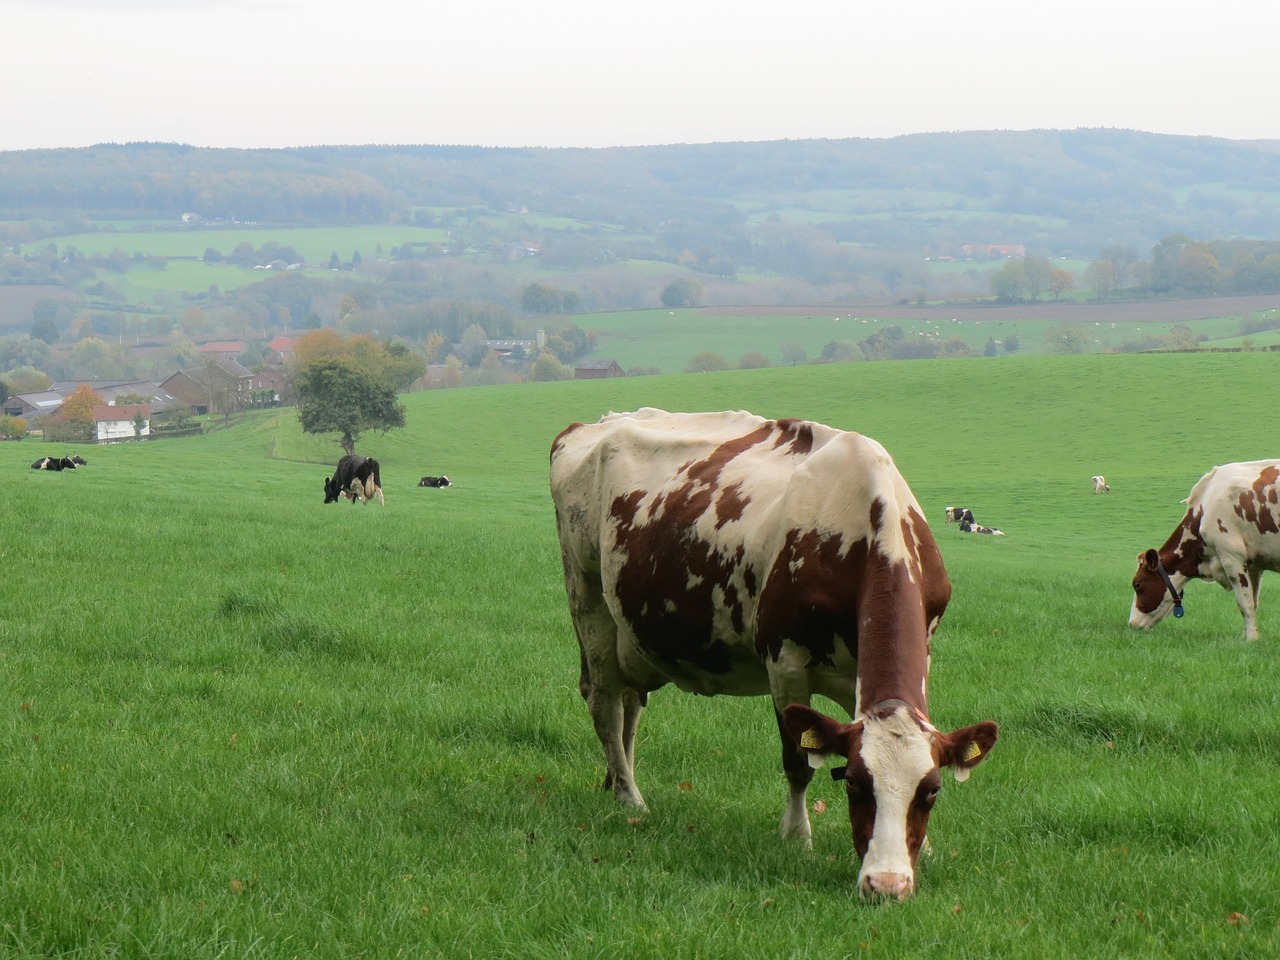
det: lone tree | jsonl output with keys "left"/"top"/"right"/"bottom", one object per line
{"left": 295, "top": 357, "right": 405, "bottom": 456}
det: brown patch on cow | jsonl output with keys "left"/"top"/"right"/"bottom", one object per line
{"left": 754, "top": 497, "right": 938, "bottom": 714}
{"left": 611, "top": 490, "right": 646, "bottom": 529}
{"left": 1234, "top": 466, "right": 1280, "bottom": 535}
{"left": 755, "top": 528, "right": 864, "bottom": 668}
{"left": 608, "top": 432, "right": 773, "bottom": 675}
{"left": 550, "top": 422, "right": 585, "bottom": 461}
{"left": 715, "top": 479, "right": 750, "bottom": 529}
{"left": 773, "top": 418, "right": 815, "bottom": 456}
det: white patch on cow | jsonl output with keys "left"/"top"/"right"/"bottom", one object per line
{"left": 858, "top": 706, "right": 934, "bottom": 889}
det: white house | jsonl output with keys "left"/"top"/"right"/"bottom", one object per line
{"left": 93, "top": 404, "right": 150, "bottom": 442}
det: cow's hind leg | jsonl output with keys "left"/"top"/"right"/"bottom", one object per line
{"left": 567, "top": 578, "right": 647, "bottom": 808}
{"left": 585, "top": 669, "right": 646, "bottom": 808}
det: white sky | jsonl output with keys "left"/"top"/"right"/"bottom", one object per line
{"left": 1, "top": 0, "right": 1275, "bottom": 151}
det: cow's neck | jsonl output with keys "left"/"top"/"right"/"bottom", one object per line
{"left": 855, "top": 626, "right": 930, "bottom": 721}
{"left": 1162, "top": 510, "right": 1208, "bottom": 580}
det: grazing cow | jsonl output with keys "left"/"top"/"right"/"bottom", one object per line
{"left": 943, "top": 506, "right": 975, "bottom": 525}
{"left": 959, "top": 519, "right": 1004, "bottom": 536}
{"left": 550, "top": 408, "right": 997, "bottom": 899}
{"left": 323, "top": 455, "right": 384, "bottom": 506}
{"left": 1130, "top": 460, "right": 1280, "bottom": 642}
{"left": 418, "top": 475, "right": 452, "bottom": 488}
{"left": 1092, "top": 475, "right": 1110, "bottom": 494}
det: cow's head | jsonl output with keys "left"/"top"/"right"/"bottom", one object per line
{"left": 784, "top": 702, "right": 997, "bottom": 900}
{"left": 1128, "top": 548, "right": 1183, "bottom": 628}
{"left": 323, "top": 476, "right": 341, "bottom": 504}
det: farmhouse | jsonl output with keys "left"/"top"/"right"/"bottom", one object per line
{"left": 93, "top": 404, "right": 150, "bottom": 441}
{"left": 161, "top": 360, "right": 256, "bottom": 416}
{"left": 199, "top": 341, "right": 246, "bottom": 361}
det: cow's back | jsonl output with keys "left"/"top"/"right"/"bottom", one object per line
{"left": 551, "top": 408, "right": 945, "bottom": 698}
{"left": 1193, "top": 460, "right": 1280, "bottom": 565}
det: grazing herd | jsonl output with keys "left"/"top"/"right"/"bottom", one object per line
{"left": 28, "top": 409, "right": 1272, "bottom": 903}
{"left": 549, "top": 407, "right": 1279, "bottom": 901}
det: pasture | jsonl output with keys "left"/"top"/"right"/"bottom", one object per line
{"left": 2, "top": 352, "right": 1278, "bottom": 958}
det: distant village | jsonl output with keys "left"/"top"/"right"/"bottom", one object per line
{"left": 1, "top": 335, "right": 626, "bottom": 442}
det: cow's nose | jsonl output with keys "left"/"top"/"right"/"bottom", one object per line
{"left": 860, "top": 872, "right": 914, "bottom": 900}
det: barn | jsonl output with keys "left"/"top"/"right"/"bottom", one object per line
{"left": 574, "top": 359, "right": 626, "bottom": 380}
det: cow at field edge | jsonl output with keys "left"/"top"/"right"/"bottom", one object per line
{"left": 418, "top": 475, "right": 452, "bottom": 488}
{"left": 1130, "top": 460, "right": 1280, "bottom": 642}
{"left": 1092, "top": 475, "right": 1110, "bottom": 494}
{"left": 323, "top": 455, "right": 384, "bottom": 506}
{"left": 943, "top": 506, "right": 974, "bottom": 525}
{"left": 550, "top": 408, "right": 997, "bottom": 900}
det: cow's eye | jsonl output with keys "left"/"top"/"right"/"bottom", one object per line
{"left": 1133, "top": 581, "right": 1141, "bottom": 593}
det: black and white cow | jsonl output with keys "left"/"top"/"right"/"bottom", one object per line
{"left": 31, "top": 456, "right": 79, "bottom": 471}
{"left": 551, "top": 408, "right": 998, "bottom": 899}
{"left": 323, "top": 455, "right": 384, "bottom": 506}
{"left": 943, "top": 506, "right": 974, "bottom": 525}
{"left": 418, "top": 475, "right": 452, "bottom": 488}
{"left": 1092, "top": 475, "right": 1110, "bottom": 494}
{"left": 959, "top": 519, "right": 1004, "bottom": 536}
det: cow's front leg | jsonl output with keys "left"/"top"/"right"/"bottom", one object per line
{"left": 774, "top": 704, "right": 814, "bottom": 846}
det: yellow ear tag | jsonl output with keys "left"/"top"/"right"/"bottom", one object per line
{"left": 963, "top": 741, "right": 982, "bottom": 762}
{"left": 800, "top": 729, "right": 821, "bottom": 750}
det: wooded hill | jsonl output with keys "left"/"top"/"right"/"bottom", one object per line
{"left": 2, "top": 129, "right": 1280, "bottom": 258}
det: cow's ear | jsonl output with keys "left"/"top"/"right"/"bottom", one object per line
{"left": 782, "top": 703, "right": 858, "bottom": 769}
{"left": 1142, "top": 548, "right": 1160, "bottom": 571}
{"left": 936, "top": 721, "right": 998, "bottom": 782}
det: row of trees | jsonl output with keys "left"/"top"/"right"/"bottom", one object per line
{"left": 993, "top": 236, "right": 1280, "bottom": 302}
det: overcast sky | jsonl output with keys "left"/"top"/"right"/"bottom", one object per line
{"left": 2, "top": 0, "right": 1274, "bottom": 152}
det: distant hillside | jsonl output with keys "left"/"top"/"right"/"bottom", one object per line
{"left": 1, "top": 130, "right": 1279, "bottom": 256}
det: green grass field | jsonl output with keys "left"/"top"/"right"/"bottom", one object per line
{"left": 562, "top": 307, "right": 1280, "bottom": 372}
{"left": 48, "top": 226, "right": 451, "bottom": 262}
{"left": 2, "top": 352, "right": 1278, "bottom": 957}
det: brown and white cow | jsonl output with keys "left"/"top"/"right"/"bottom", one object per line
{"left": 1092, "top": 475, "right": 1110, "bottom": 494}
{"left": 550, "top": 408, "right": 998, "bottom": 899}
{"left": 1130, "top": 460, "right": 1280, "bottom": 642}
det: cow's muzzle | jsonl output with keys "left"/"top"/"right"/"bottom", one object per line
{"left": 860, "top": 871, "right": 914, "bottom": 900}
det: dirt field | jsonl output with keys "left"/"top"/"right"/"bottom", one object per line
{"left": 708, "top": 294, "right": 1280, "bottom": 324}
